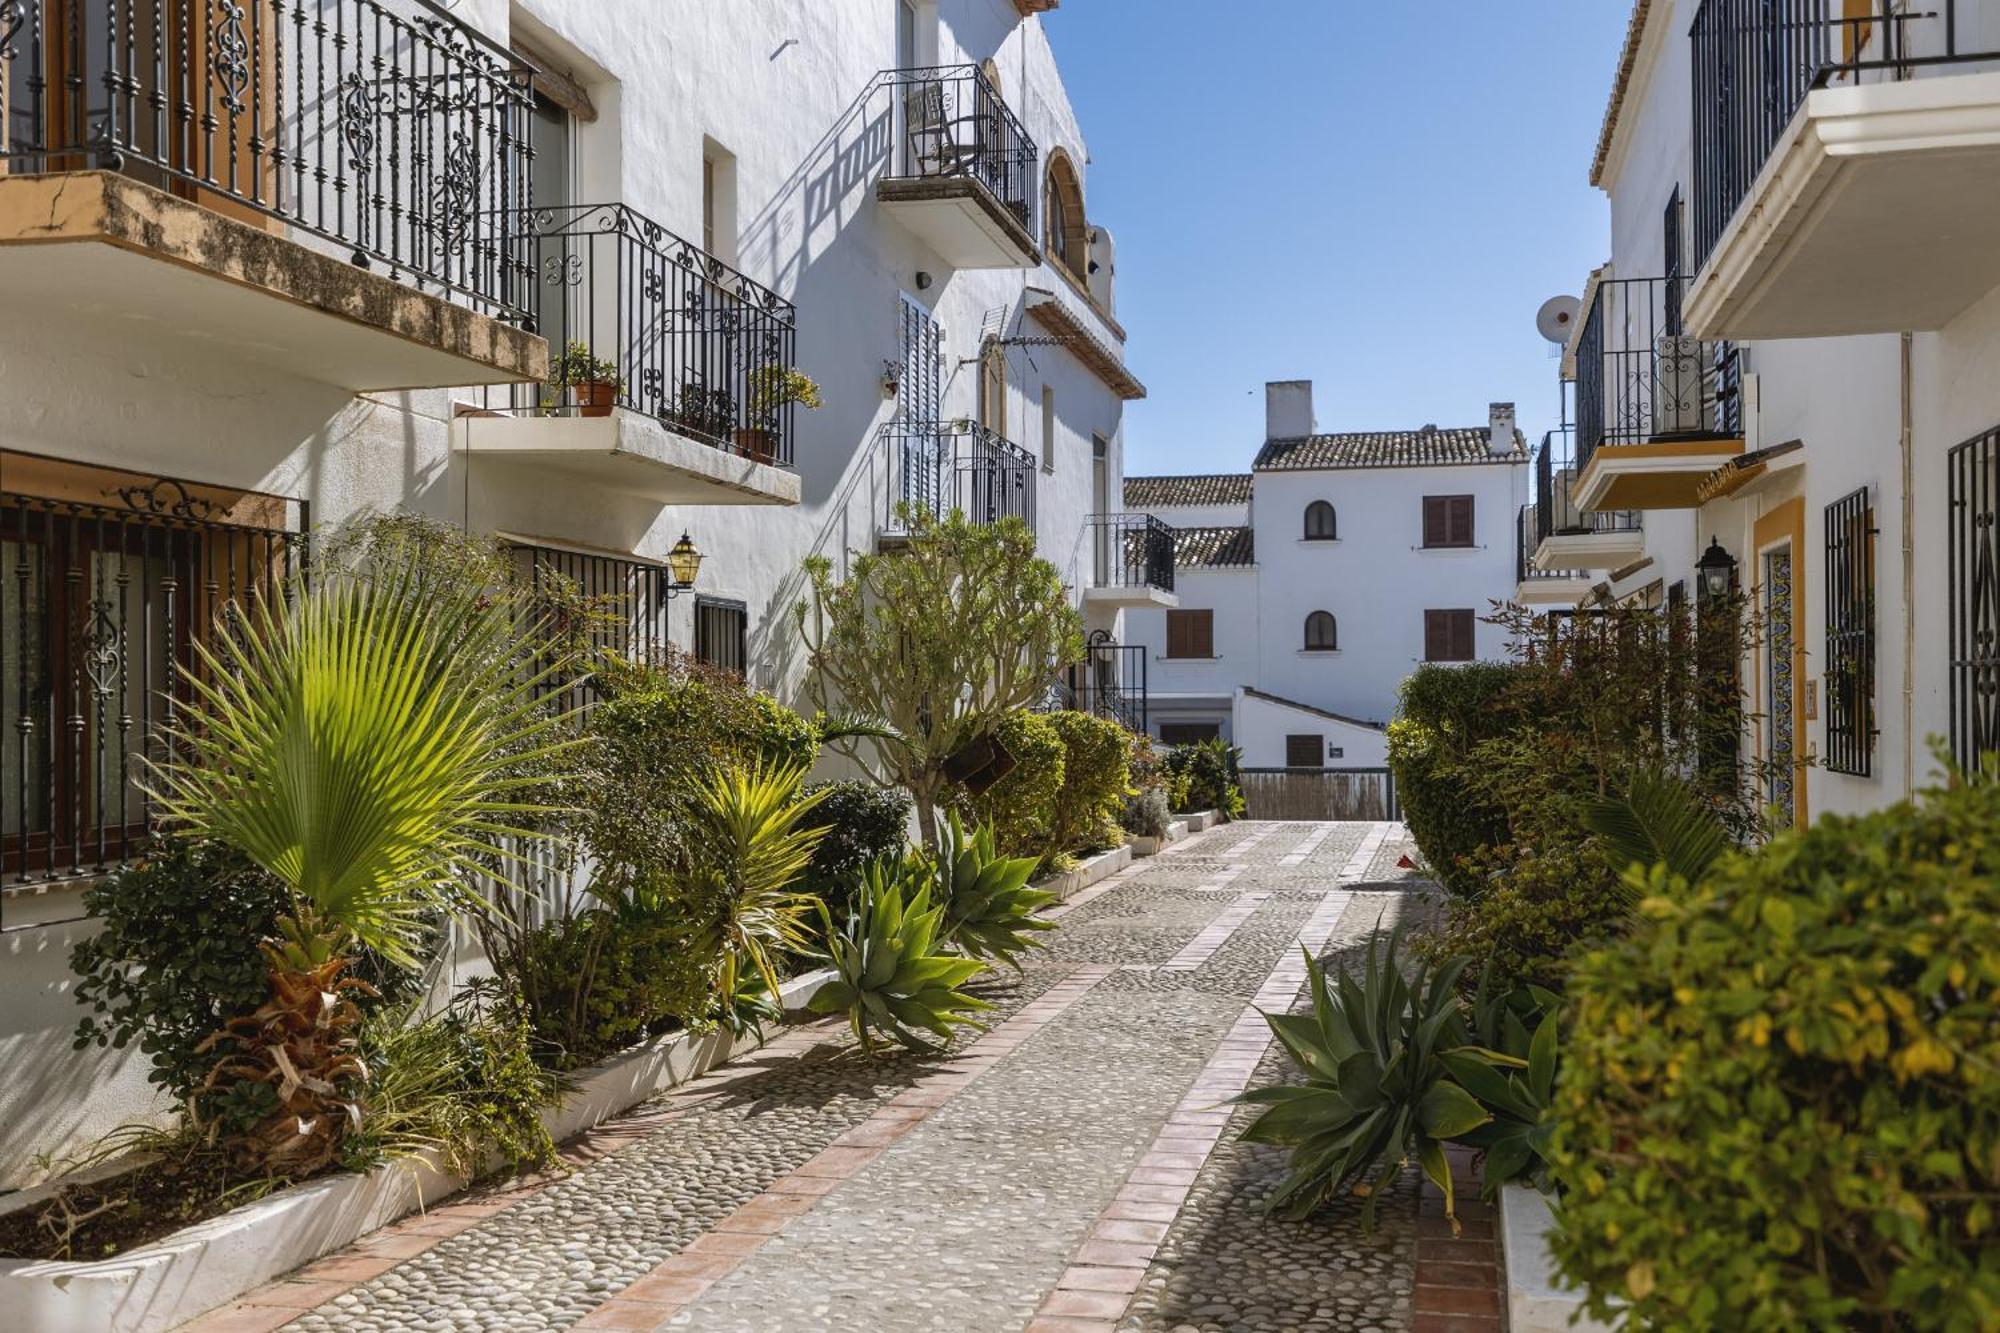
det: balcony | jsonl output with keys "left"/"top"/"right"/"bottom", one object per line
{"left": 1060, "top": 633, "right": 1148, "bottom": 733}
{"left": 876, "top": 65, "right": 1040, "bottom": 269}
{"left": 0, "top": 0, "right": 545, "bottom": 392}
{"left": 1571, "top": 276, "right": 1744, "bottom": 512}
{"left": 1688, "top": 0, "right": 2000, "bottom": 339}
{"left": 878, "top": 421, "right": 1037, "bottom": 541}
{"left": 1533, "top": 427, "right": 1645, "bottom": 569}
{"left": 1515, "top": 503, "right": 1595, "bottom": 608}
{"left": 1083, "top": 513, "right": 1178, "bottom": 610}
{"left": 455, "top": 203, "right": 802, "bottom": 507}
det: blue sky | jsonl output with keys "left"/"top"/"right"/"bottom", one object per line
{"left": 1042, "top": 2, "right": 1630, "bottom": 475}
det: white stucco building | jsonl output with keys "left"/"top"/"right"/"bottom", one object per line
{"left": 0, "top": 0, "right": 1145, "bottom": 1186}
{"left": 1521, "top": 0, "right": 2000, "bottom": 830}
{"left": 1124, "top": 381, "right": 1529, "bottom": 771}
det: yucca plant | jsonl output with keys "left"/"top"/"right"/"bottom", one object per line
{"left": 1234, "top": 928, "right": 1506, "bottom": 1232}
{"left": 685, "top": 760, "right": 830, "bottom": 1007}
{"left": 933, "top": 812, "right": 1055, "bottom": 966}
{"left": 148, "top": 565, "right": 580, "bottom": 1174}
{"left": 809, "top": 858, "right": 993, "bottom": 1053}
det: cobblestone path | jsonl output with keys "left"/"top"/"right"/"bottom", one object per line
{"left": 186, "top": 822, "right": 1439, "bottom": 1333}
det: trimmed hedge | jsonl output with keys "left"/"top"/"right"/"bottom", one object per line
{"left": 1044, "top": 710, "right": 1131, "bottom": 858}
{"left": 958, "top": 710, "right": 1066, "bottom": 858}
{"left": 1388, "top": 663, "right": 1521, "bottom": 900}
{"left": 1549, "top": 775, "right": 2000, "bottom": 1329}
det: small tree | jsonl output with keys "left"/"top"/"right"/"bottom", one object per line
{"left": 796, "top": 508, "right": 1083, "bottom": 848}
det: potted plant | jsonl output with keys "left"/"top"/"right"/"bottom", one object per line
{"left": 547, "top": 341, "right": 622, "bottom": 418}
{"left": 738, "top": 365, "right": 822, "bottom": 464}
{"left": 671, "top": 380, "right": 736, "bottom": 442}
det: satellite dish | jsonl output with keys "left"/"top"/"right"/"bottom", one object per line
{"left": 1536, "top": 295, "right": 1581, "bottom": 345}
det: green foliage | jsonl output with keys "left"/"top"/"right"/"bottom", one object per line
{"left": 1453, "top": 979, "right": 1559, "bottom": 1192}
{"left": 796, "top": 508, "right": 1084, "bottom": 848}
{"left": 1234, "top": 928, "right": 1501, "bottom": 1232}
{"left": 1043, "top": 710, "right": 1131, "bottom": 859}
{"left": 347, "top": 988, "right": 567, "bottom": 1178}
{"left": 549, "top": 339, "right": 621, "bottom": 389}
{"left": 70, "top": 837, "right": 427, "bottom": 1105}
{"left": 1121, "top": 786, "right": 1172, "bottom": 840}
{"left": 1549, "top": 772, "right": 2000, "bottom": 1330}
{"left": 809, "top": 859, "right": 993, "bottom": 1052}
{"left": 1387, "top": 663, "right": 1520, "bottom": 900}
{"left": 1162, "top": 737, "right": 1243, "bottom": 817}
{"left": 683, "top": 761, "right": 828, "bottom": 1005}
{"left": 502, "top": 908, "right": 720, "bottom": 1068}
{"left": 797, "top": 780, "right": 912, "bottom": 914}
{"left": 957, "top": 710, "right": 1065, "bottom": 858}
{"left": 933, "top": 813, "right": 1055, "bottom": 966}
{"left": 1580, "top": 767, "right": 1732, "bottom": 884}
{"left": 1420, "top": 840, "right": 1629, "bottom": 995}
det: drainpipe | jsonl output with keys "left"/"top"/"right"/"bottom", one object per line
{"left": 1901, "top": 332, "right": 1915, "bottom": 797}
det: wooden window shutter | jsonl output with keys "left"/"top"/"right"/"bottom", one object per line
{"left": 1451, "top": 496, "right": 1475, "bottom": 547}
{"left": 1167, "top": 609, "right": 1213, "bottom": 659}
{"left": 1286, "top": 735, "right": 1322, "bottom": 769}
{"left": 1453, "top": 609, "right": 1475, "bottom": 660}
{"left": 1425, "top": 609, "right": 1475, "bottom": 662}
{"left": 1422, "top": 496, "right": 1445, "bottom": 547}
{"left": 1424, "top": 610, "right": 1445, "bottom": 661}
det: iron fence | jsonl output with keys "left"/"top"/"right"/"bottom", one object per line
{"left": 1063, "top": 632, "right": 1146, "bottom": 733}
{"left": 1239, "top": 768, "right": 1399, "bottom": 822}
{"left": 1574, "top": 275, "right": 1741, "bottom": 477}
{"left": 1948, "top": 426, "right": 2000, "bottom": 774}
{"left": 1516, "top": 504, "right": 1587, "bottom": 587}
{"left": 881, "top": 63, "right": 1037, "bottom": 234}
{"left": 1692, "top": 0, "right": 2000, "bottom": 271}
{"left": 880, "top": 421, "right": 1036, "bottom": 533}
{"left": 0, "top": 0, "right": 536, "bottom": 319}
{"left": 1535, "top": 426, "right": 1642, "bottom": 542}
{"left": 2, "top": 479, "right": 307, "bottom": 892}
{"left": 1088, "top": 512, "right": 1174, "bottom": 595}
{"left": 508, "top": 203, "right": 800, "bottom": 465}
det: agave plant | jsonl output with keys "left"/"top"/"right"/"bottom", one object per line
{"left": 1234, "top": 928, "right": 1504, "bottom": 1232}
{"left": 809, "top": 858, "right": 993, "bottom": 1053}
{"left": 148, "top": 565, "right": 580, "bottom": 1174}
{"left": 684, "top": 760, "right": 830, "bottom": 1006}
{"left": 933, "top": 812, "right": 1055, "bottom": 966}
{"left": 1446, "top": 976, "right": 1559, "bottom": 1193}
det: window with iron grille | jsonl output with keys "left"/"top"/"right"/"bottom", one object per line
{"left": 695, "top": 597, "right": 749, "bottom": 677}
{"left": 1285, "top": 734, "right": 1323, "bottom": 769}
{"left": 511, "top": 543, "right": 671, "bottom": 713}
{"left": 1824, "top": 486, "right": 1876, "bottom": 776}
{"left": 1949, "top": 428, "right": 2000, "bottom": 773}
{"left": 1422, "top": 495, "right": 1474, "bottom": 549}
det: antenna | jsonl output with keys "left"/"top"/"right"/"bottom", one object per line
{"left": 1536, "top": 295, "right": 1581, "bottom": 346}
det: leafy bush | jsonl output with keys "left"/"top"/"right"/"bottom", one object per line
{"left": 503, "top": 909, "right": 720, "bottom": 1068}
{"left": 1163, "top": 737, "right": 1243, "bottom": 817}
{"left": 955, "top": 709, "right": 1065, "bottom": 858}
{"left": 934, "top": 814, "right": 1055, "bottom": 965}
{"left": 1455, "top": 980, "right": 1558, "bottom": 1192}
{"left": 809, "top": 859, "right": 992, "bottom": 1052}
{"left": 1044, "top": 711, "right": 1131, "bottom": 858}
{"left": 1420, "top": 840, "right": 1627, "bottom": 994}
{"left": 1549, "top": 774, "right": 2000, "bottom": 1330}
{"left": 1388, "top": 663, "right": 1519, "bottom": 900}
{"left": 1121, "top": 786, "right": 1172, "bottom": 840}
{"left": 798, "top": 780, "right": 911, "bottom": 914}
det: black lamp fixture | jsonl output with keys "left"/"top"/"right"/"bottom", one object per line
{"left": 664, "top": 531, "right": 704, "bottom": 598}
{"left": 1696, "top": 537, "right": 1737, "bottom": 601}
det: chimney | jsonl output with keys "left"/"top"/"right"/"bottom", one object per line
{"left": 1266, "top": 380, "right": 1315, "bottom": 441}
{"left": 1488, "top": 402, "right": 1518, "bottom": 456}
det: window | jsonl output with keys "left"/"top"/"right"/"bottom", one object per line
{"left": 695, "top": 597, "right": 749, "bottom": 676}
{"left": 1825, "top": 487, "right": 1876, "bottom": 776}
{"left": 1041, "top": 385, "right": 1056, "bottom": 471}
{"left": 1160, "top": 722, "right": 1221, "bottom": 746}
{"left": 1166, "top": 609, "right": 1213, "bottom": 659}
{"left": 1950, "top": 428, "right": 2000, "bottom": 773}
{"left": 979, "top": 338, "right": 1007, "bottom": 440}
{"left": 701, "top": 141, "right": 737, "bottom": 265}
{"left": 1422, "top": 495, "right": 1475, "bottom": 549}
{"left": 1286, "top": 734, "right": 1323, "bottom": 770}
{"left": 1303, "top": 500, "right": 1337, "bottom": 541}
{"left": 1664, "top": 186, "right": 1685, "bottom": 335}
{"left": 1303, "top": 611, "right": 1338, "bottom": 652}
{"left": 1046, "top": 151, "right": 1087, "bottom": 280}
{"left": 1424, "top": 609, "right": 1476, "bottom": 662}
{"left": 515, "top": 544, "right": 674, "bottom": 713}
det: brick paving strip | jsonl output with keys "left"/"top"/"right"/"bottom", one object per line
{"left": 1026, "top": 889, "right": 1354, "bottom": 1332}
{"left": 1411, "top": 1149, "right": 1504, "bottom": 1333}
{"left": 570, "top": 964, "right": 1119, "bottom": 1331}
{"left": 1159, "top": 890, "right": 1270, "bottom": 972}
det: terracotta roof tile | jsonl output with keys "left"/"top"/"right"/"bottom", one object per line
{"left": 1123, "top": 474, "right": 1253, "bottom": 508}
{"left": 1172, "top": 525, "right": 1255, "bottom": 569}
{"left": 1253, "top": 427, "right": 1523, "bottom": 472}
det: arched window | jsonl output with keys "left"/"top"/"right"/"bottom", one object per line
{"left": 1304, "top": 611, "right": 1338, "bottom": 652}
{"left": 1303, "top": 500, "right": 1338, "bottom": 541}
{"left": 1045, "top": 151, "right": 1088, "bottom": 280}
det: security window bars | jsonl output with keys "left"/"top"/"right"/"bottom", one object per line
{"left": 3, "top": 476, "right": 306, "bottom": 888}
{"left": 1285, "top": 734, "right": 1322, "bottom": 770}
{"left": 511, "top": 543, "right": 672, "bottom": 714}
{"left": 1824, "top": 486, "right": 1876, "bottom": 776}
{"left": 695, "top": 597, "right": 748, "bottom": 677}
{"left": 1949, "top": 427, "right": 2000, "bottom": 774}
{"left": 1063, "top": 635, "right": 1147, "bottom": 734}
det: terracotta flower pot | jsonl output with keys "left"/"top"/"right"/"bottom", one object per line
{"left": 573, "top": 380, "right": 617, "bottom": 418}
{"left": 734, "top": 427, "right": 777, "bottom": 463}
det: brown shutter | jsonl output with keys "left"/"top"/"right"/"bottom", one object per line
{"left": 1453, "top": 610, "right": 1475, "bottom": 660}
{"left": 1451, "top": 496, "right": 1475, "bottom": 547}
{"left": 1167, "top": 611, "right": 1187, "bottom": 658}
{"left": 1425, "top": 609, "right": 1475, "bottom": 662}
{"left": 1192, "top": 610, "right": 1213, "bottom": 658}
{"left": 1422, "top": 497, "right": 1444, "bottom": 547}
{"left": 1168, "top": 609, "right": 1212, "bottom": 659}
{"left": 1424, "top": 610, "right": 1444, "bottom": 661}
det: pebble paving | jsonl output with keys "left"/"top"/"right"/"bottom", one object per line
{"left": 253, "top": 821, "right": 1435, "bottom": 1333}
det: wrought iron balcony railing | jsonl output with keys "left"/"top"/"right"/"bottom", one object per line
{"left": 880, "top": 421, "right": 1037, "bottom": 533}
{"left": 1516, "top": 503, "right": 1587, "bottom": 586}
{"left": 508, "top": 203, "right": 800, "bottom": 466}
{"left": 2, "top": 481, "right": 307, "bottom": 892}
{"left": 1063, "top": 631, "right": 1147, "bottom": 734}
{"left": 1535, "top": 426, "right": 1643, "bottom": 541}
{"left": 1572, "top": 276, "right": 1741, "bottom": 478}
{"left": 1692, "top": 0, "right": 2000, "bottom": 272}
{"left": 881, "top": 63, "right": 1037, "bottom": 233}
{"left": 0, "top": 0, "right": 536, "bottom": 320}
{"left": 1088, "top": 512, "right": 1175, "bottom": 595}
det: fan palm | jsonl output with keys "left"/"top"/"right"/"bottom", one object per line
{"left": 1580, "top": 768, "right": 1734, "bottom": 886}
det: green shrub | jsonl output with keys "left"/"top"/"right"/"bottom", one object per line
{"left": 798, "top": 780, "right": 911, "bottom": 914}
{"left": 957, "top": 710, "right": 1065, "bottom": 857}
{"left": 71, "top": 837, "right": 429, "bottom": 1104}
{"left": 1549, "top": 775, "right": 2000, "bottom": 1330}
{"left": 1121, "top": 786, "right": 1171, "bottom": 840}
{"left": 1163, "top": 736, "right": 1244, "bottom": 817}
{"left": 1388, "top": 663, "right": 1520, "bottom": 900}
{"left": 1044, "top": 711, "right": 1131, "bottom": 857}
{"left": 505, "top": 909, "right": 720, "bottom": 1068}
{"left": 1422, "top": 840, "right": 1628, "bottom": 994}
